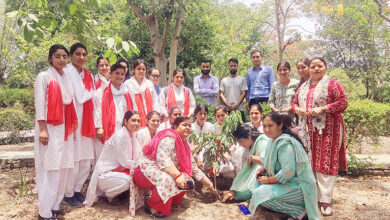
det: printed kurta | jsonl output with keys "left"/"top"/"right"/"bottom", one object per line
{"left": 292, "top": 78, "right": 348, "bottom": 175}
{"left": 34, "top": 67, "right": 75, "bottom": 171}
{"left": 268, "top": 79, "right": 299, "bottom": 110}
{"left": 138, "top": 137, "right": 205, "bottom": 203}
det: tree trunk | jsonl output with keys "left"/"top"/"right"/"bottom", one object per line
{"left": 275, "top": 0, "right": 283, "bottom": 62}
{"left": 168, "top": 0, "right": 184, "bottom": 81}
{"left": 155, "top": 53, "right": 168, "bottom": 86}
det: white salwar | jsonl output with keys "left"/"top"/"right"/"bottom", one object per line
{"left": 64, "top": 63, "right": 95, "bottom": 197}
{"left": 93, "top": 83, "right": 131, "bottom": 162}
{"left": 34, "top": 66, "right": 75, "bottom": 218}
{"left": 159, "top": 84, "right": 196, "bottom": 116}
{"left": 125, "top": 77, "right": 160, "bottom": 114}
{"left": 84, "top": 126, "right": 145, "bottom": 206}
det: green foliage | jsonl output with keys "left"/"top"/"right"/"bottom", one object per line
{"left": 347, "top": 153, "right": 373, "bottom": 176}
{"left": 0, "top": 108, "right": 33, "bottom": 132}
{"left": 0, "top": 88, "right": 34, "bottom": 114}
{"left": 193, "top": 94, "right": 216, "bottom": 123}
{"left": 343, "top": 99, "right": 390, "bottom": 153}
{"left": 328, "top": 68, "right": 365, "bottom": 99}
{"left": 189, "top": 110, "right": 242, "bottom": 192}
{"left": 374, "top": 85, "right": 390, "bottom": 103}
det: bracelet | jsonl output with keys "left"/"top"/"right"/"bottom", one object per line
{"left": 174, "top": 173, "right": 182, "bottom": 180}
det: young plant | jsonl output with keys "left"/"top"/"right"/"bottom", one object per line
{"left": 189, "top": 110, "right": 243, "bottom": 197}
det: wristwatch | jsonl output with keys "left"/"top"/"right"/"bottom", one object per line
{"left": 234, "top": 105, "right": 239, "bottom": 109}
{"left": 249, "top": 155, "right": 253, "bottom": 162}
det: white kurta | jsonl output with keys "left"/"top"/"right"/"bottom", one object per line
{"left": 138, "top": 127, "right": 153, "bottom": 148}
{"left": 94, "top": 83, "right": 130, "bottom": 131}
{"left": 156, "top": 120, "right": 172, "bottom": 134}
{"left": 94, "top": 73, "right": 109, "bottom": 89}
{"left": 245, "top": 121, "right": 264, "bottom": 133}
{"left": 159, "top": 84, "right": 196, "bottom": 116}
{"left": 66, "top": 63, "right": 95, "bottom": 161}
{"left": 84, "top": 126, "right": 145, "bottom": 206}
{"left": 125, "top": 77, "right": 160, "bottom": 114}
{"left": 34, "top": 67, "right": 75, "bottom": 171}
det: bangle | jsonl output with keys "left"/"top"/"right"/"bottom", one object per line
{"left": 174, "top": 173, "right": 182, "bottom": 180}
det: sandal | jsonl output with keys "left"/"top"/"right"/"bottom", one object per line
{"left": 145, "top": 202, "right": 165, "bottom": 218}
{"left": 320, "top": 206, "right": 332, "bottom": 216}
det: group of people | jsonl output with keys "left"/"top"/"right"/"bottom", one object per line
{"left": 34, "top": 43, "right": 348, "bottom": 220}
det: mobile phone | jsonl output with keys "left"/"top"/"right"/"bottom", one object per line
{"left": 238, "top": 204, "right": 250, "bottom": 215}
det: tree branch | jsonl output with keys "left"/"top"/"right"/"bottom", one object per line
{"left": 128, "top": 0, "right": 148, "bottom": 23}
{"left": 373, "top": 0, "right": 390, "bottom": 22}
{"left": 160, "top": 0, "right": 174, "bottom": 54}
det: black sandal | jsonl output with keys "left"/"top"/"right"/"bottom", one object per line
{"left": 145, "top": 203, "right": 165, "bottom": 218}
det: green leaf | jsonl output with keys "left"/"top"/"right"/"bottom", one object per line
{"left": 69, "top": 4, "right": 76, "bottom": 16}
{"left": 122, "top": 41, "right": 130, "bottom": 52}
{"left": 24, "top": 26, "right": 34, "bottom": 42}
{"left": 109, "top": 53, "right": 117, "bottom": 65}
{"left": 103, "top": 49, "right": 111, "bottom": 58}
{"left": 27, "top": 13, "right": 39, "bottom": 23}
{"left": 35, "top": 27, "right": 44, "bottom": 38}
{"left": 106, "top": 37, "right": 115, "bottom": 48}
{"left": 76, "top": 21, "right": 84, "bottom": 35}
{"left": 7, "top": 11, "right": 18, "bottom": 18}
{"left": 114, "top": 37, "right": 122, "bottom": 44}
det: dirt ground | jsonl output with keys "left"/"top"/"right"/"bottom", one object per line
{"left": 0, "top": 167, "right": 389, "bottom": 220}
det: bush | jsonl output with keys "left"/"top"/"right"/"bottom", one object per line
{"left": 328, "top": 68, "right": 365, "bottom": 100}
{"left": 343, "top": 99, "right": 390, "bottom": 152}
{"left": 0, "top": 88, "right": 34, "bottom": 115}
{"left": 0, "top": 107, "right": 33, "bottom": 144}
{"left": 375, "top": 85, "right": 390, "bottom": 103}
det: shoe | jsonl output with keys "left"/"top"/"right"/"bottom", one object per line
{"left": 145, "top": 202, "right": 165, "bottom": 218}
{"left": 74, "top": 191, "right": 85, "bottom": 203}
{"left": 38, "top": 214, "right": 55, "bottom": 220}
{"left": 320, "top": 206, "right": 332, "bottom": 216}
{"left": 63, "top": 195, "right": 83, "bottom": 207}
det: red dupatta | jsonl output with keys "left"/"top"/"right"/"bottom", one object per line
{"left": 101, "top": 83, "right": 133, "bottom": 143}
{"left": 95, "top": 78, "right": 102, "bottom": 90}
{"left": 134, "top": 88, "right": 153, "bottom": 127}
{"left": 47, "top": 80, "right": 78, "bottom": 140}
{"left": 167, "top": 84, "right": 189, "bottom": 116}
{"left": 81, "top": 69, "right": 95, "bottom": 138}
{"left": 143, "top": 129, "right": 192, "bottom": 176}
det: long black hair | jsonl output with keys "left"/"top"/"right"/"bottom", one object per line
{"left": 262, "top": 112, "right": 304, "bottom": 147}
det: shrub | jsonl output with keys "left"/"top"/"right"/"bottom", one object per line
{"left": 0, "top": 88, "right": 34, "bottom": 115}
{"left": 375, "top": 85, "right": 390, "bottom": 103}
{"left": 343, "top": 99, "right": 390, "bottom": 153}
{"left": 328, "top": 68, "right": 365, "bottom": 100}
{"left": 0, "top": 107, "right": 33, "bottom": 144}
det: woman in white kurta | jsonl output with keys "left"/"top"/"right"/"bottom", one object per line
{"left": 94, "top": 63, "right": 134, "bottom": 160}
{"left": 125, "top": 59, "right": 160, "bottom": 127}
{"left": 159, "top": 68, "right": 196, "bottom": 117}
{"left": 63, "top": 43, "right": 95, "bottom": 206}
{"left": 245, "top": 103, "right": 264, "bottom": 133}
{"left": 34, "top": 44, "right": 77, "bottom": 219}
{"left": 138, "top": 111, "right": 161, "bottom": 147}
{"left": 94, "top": 56, "right": 110, "bottom": 90}
{"left": 133, "top": 117, "right": 218, "bottom": 218}
{"left": 156, "top": 106, "right": 182, "bottom": 134}
{"left": 85, "top": 110, "right": 144, "bottom": 206}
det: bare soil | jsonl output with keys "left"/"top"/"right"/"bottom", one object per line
{"left": 0, "top": 168, "right": 389, "bottom": 220}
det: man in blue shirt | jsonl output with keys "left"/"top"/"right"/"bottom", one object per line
{"left": 245, "top": 49, "right": 275, "bottom": 110}
{"left": 193, "top": 59, "right": 219, "bottom": 105}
